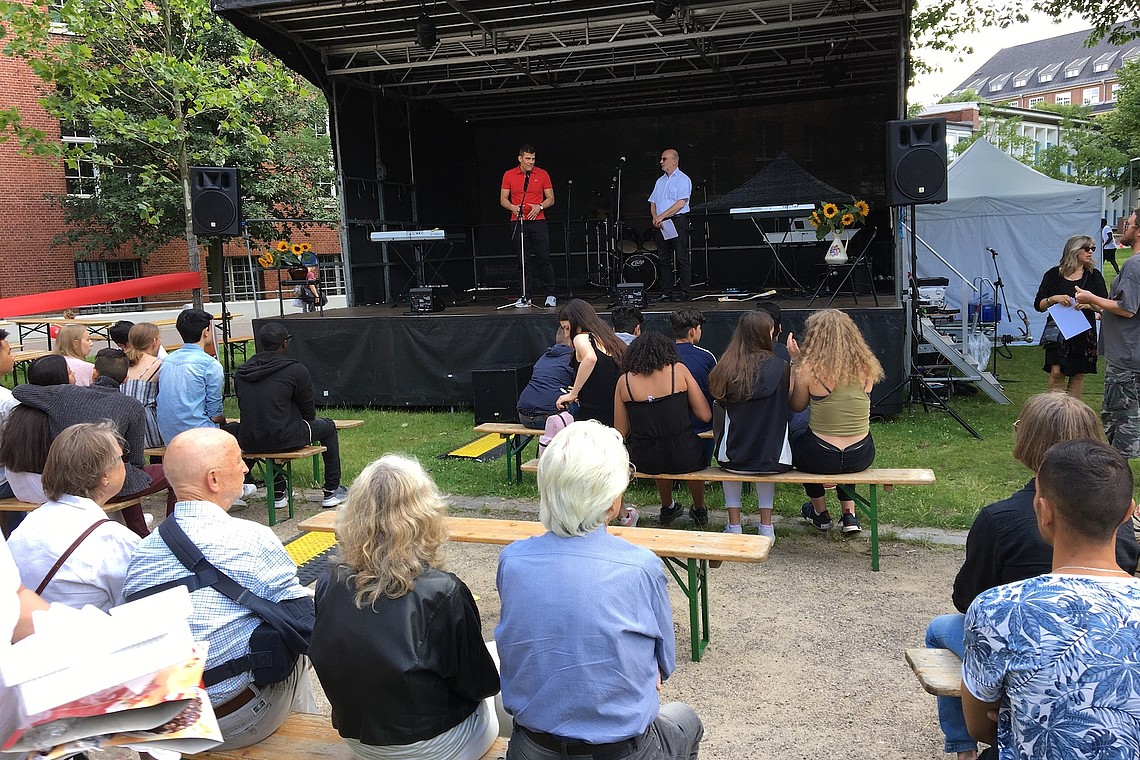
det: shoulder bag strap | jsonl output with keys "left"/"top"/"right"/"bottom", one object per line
{"left": 35, "top": 518, "right": 112, "bottom": 595}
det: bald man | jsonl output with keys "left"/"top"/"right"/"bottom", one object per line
{"left": 649, "top": 148, "right": 693, "bottom": 302}
{"left": 123, "top": 428, "right": 315, "bottom": 749}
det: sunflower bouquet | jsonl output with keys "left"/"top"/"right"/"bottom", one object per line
{"left": 808, "top": 198, "right": 870, "bottom": 240}
{"left": 257, "top": 241, "right": 312, "bottom": 268}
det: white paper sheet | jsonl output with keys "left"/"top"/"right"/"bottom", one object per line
{"left": 1046, "top": 302, "right": 1092, "bottom": 340}
{"left": 660, "top": 219, "right": 678, "bottom": 240}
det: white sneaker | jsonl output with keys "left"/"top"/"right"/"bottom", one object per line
{"left": 274, "top": 491, "right": 295, "bottom": 510}
{"left": 321, "top": 486, "right": 348, "bottom": 508}
{"left": 241, "top": 483, "right": 257, "bottom": 498}
{"left": 143, "top": 513, "right": 155, "bottom": 528}
{"left": 619, "top": 505, "right": 639, "bottom": 527}
{"left": 230, "top": 498, "right": 249, "bottom": 510}
{"left": 512, "top": 297, "right": 530, "bottom": 308}
{"left": 544, "top": 296, "right": 557, "bottom": 308}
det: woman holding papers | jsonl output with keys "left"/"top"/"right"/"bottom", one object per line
{"left": 1034, "top": 234, "right": 1107, "bottom": 397}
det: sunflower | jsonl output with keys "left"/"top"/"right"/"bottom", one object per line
{"left": 300, "top": 243, "right": 312, "bottom": 252}
{"left": 257, "top": 252, "right": 275, "bottom": 268}
{"left": 822, "top": 203, "right": 839, "bottom": 219}
{"left": 841, "top": 213, "right": 855, "bottom": 227}
{"left": 276, "top": 241, "right": 289, "bottom": 252}
{"left": 291, "top": 243, "right": 304, "bottom": 255}
{"left": 854, "top": 200, "right": 870, "bottom": 218}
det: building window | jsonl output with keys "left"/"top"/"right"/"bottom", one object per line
{"left": 1013, "top": 67, "right": 1036, "bottom": 88}
{"left": 61, "top": 122, "right": 97, "bottom": 197}
{"left": 1054, "top": 93, "right": 1071, "bottom": 106}
{"left": 75, "top": 260, "right": 142, "bottom": 311}
{"left": 1038, "top": 63, "right": 1061, "bottom": 83}
{"left": 1064, "top": 57, "right": 1089, "bottom": 78}
{"left": 1112, "top": 83, "right": 1122, "bottom": 101}
{"left": 317, "top": 256, "right": 345, "bottom": 295}
{"left": 1028, "top": 96, "right": 1045, "bottom": 106}
{"left": 1083, "top": 87, "right": 1101, "bottom": 106}
{"left": 1093, "top": 51, "right": 1118, "bottom": 73}
{"left": 988, "top": 73, "right": 1012, "bottom": 92}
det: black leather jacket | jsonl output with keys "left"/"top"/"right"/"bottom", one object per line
{"left": 309, "top": 564, "right": 500, "bottom": 746}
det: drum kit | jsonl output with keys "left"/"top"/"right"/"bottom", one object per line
{"left": 586, "top": 220, "right": 671, "bottom": 292}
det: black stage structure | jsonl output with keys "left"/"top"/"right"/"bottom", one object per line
{"left": 212, "top": 0, "right": 914, "bottom": 412}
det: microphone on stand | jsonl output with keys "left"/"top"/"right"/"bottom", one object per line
{"left": 986, "top": 247, "right": 999, "bottom": 256}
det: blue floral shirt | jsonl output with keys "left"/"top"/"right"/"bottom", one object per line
{"left": 963, "top": 574, "right": 1140, "bottom": 759}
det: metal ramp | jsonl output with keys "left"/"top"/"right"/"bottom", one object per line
{"left": 919, "top": 318, "right": 1010, "bottom": 404}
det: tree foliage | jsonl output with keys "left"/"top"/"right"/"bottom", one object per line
{"left": 0, "top": 0, "right": 335, "bottom": 265}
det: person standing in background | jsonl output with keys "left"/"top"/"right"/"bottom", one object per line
{"left": 500, "top": 144, "right": 556, "bottom": 308}
{"left": 1102, "top": 217, "right": 1120, "bottom": 275}
{"left": 649, "top": 149, "right": 692, "bottom": 302}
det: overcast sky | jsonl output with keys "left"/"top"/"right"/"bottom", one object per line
{"left": 907, "top": 11, "right": 1092, "bottom": 107}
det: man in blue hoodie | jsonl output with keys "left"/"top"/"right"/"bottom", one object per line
{"left": 515, "top": 327, "right": 576, "bottom": 429}
{"left": 232, "top": 323, "right": 346, "bottom": 509}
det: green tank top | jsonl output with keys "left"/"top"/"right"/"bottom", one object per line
{"left": 809, "top": 383, "right": 870, "bottom": 438}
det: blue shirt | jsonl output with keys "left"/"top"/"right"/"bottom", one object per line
{"left": 122, "top": 500, "right": 308, "bottom": 703}
{"left": 675, "top": 341, "right": 716, "bottom": 434}
{"left": 648, "top": 168, "right": 692, "bottom": 215}
{"left": 495, "top": 527, "right": 675, "bottom": 743}
{"left": 517, "top": 344, "right": 576, "bottom": 417}
{"left": 963, "top": 573, "right": 1140, "bottom": 760}
{"left": 156, "top": 343, "right": 223, "bottom": 442}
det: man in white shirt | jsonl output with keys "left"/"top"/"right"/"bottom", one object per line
{"left": 649, "top": 149, "right": 693, "bottom": 302}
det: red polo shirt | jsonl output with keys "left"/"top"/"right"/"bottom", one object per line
{"left": 502, "top": 166, "right": 552, "bottom": 221}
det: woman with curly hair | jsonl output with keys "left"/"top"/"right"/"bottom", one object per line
{"left": 555, "top": 299, "right": 626, "bottom": 426}
{"left": 708, "top": 311, "right": 793, "bottom": 540}
{"left": 614, "top": 331, "right": 711, "bottom": 526}
{"left": 1033, "top": 233, "right": 1107, "bottom": 396}
{"left": 308, "top": 454, "right": 501, "bottom": 760}
{"left": 54, "top": 323, "right": 94, "bottom": 387}
{"left": 789, "top": 309, "right": 884, "bottom": 534}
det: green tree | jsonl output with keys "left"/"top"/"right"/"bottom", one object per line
{"left": 0, "top": 0, "right": 335, "bottom": 284}
{"left": 951, "top": 105, "right": 1038, "bottom": 160}
{"left": 1102, "top": 60, "right": 1140, "bottom": 201}
{"left": 1032, "top": 104, "right": 1126, "bottom": 193}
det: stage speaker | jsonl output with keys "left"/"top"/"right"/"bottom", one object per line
{"left": 191, "top": 167, "right": 242, "bottom": 236}
{"left": 409, "top": 287, "right": 445, "bottom": 313}
{"left": 886, "top": 119, "right": 947, "bottom": 206}
{"left": 472, "top": 364, "right": 533, "bottom": 424}
{"left": 617, "top": 283, "right": 646, "bottom": 308}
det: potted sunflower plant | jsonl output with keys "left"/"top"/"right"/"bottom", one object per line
{"left": 808, "top": 198, "right": 870, "bottom": 265}
{"left": 257, "top": 241, "right": 312, "bottom": 282}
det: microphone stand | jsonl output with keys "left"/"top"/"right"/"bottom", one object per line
{"left": 564, "top": 179, "right": 574, "bottom": 299}
{"left": 987, "top": 246, "right": 1012, "bottom": 379}
{"left": 499, "top": 172, "right": 532, "bottom": 310}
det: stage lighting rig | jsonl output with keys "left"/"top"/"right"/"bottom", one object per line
{"left": 652, "top": 0, "right": 676, "bottom": 21}
{"left": 414, "top": 11, "right": 437, "bottom": 48}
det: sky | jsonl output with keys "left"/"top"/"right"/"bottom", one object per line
{"left": 907, "top": 11, "right": 1093, "bottom": 107}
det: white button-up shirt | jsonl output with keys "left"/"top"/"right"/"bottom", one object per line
{"left": 648, "top": 168, "right": 692, "bottom": 215}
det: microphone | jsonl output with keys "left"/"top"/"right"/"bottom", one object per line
{"left": 986, "top": 247, "right": 999, "bottom": 256}
{"left": 619, "top": 156, "right": 626, "bottom": 163}
{"left": 567, "top": 179, "right": 573, "bottom": 185}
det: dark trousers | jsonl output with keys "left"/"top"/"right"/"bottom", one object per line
{"left": 516, "top": 220, "right": 555, "bottom": 298}
{"left": 659, "top": 213, "right": 691, "bottom": 296}
{"left": 791, "top": 428, "right": 875, "bottom": 500}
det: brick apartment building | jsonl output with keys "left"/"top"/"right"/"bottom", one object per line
{"left": 0, "top": 15, "right": 342, "bottom": 310}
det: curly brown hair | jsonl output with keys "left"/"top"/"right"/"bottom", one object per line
{"left": 797, "top": 310, "right": 884, "bottom": 389}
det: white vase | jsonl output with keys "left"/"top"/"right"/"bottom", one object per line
{"left": 824, "top": 231, "right": 848, "bottom": 265}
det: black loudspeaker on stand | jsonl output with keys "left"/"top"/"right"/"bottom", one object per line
{"left": 886, "top": 119, "right": 948, "bottom": 207}
{"left": 191, "top": 167, "right": 242, "bottom": 237}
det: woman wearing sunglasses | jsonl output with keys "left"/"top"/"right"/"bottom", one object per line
{"left": 1033, "top": 234, "right": 1108, "bottom": 397}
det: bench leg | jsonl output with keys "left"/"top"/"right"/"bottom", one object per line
{"left": 847, "top": 486, "right": 881, "bottom": 571}
{"left": 503, "top": 435, "right": 534, "bottom": 485}
{"left": 662, "top": 557, "right": 709, "bottom": 662}
{"left": 264, "top": 459, "right": 278, "bottom": 527}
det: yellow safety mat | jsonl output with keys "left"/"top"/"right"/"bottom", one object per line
{"left": 284, "top": 530, "right": 337, "bottom": 585}
{"left": 446, "top": 434, "right": 506, "bottom": 461}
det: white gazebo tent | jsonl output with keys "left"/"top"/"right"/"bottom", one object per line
{"left": 914, "top": 137, "right": 1104, "bottom": 341}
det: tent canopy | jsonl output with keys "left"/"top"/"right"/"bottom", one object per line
{"left": 915, "top": 138, "right": 1104, "bottom": 341}
{"left": 702, "top": 152, "right": 848, "bottom": 211}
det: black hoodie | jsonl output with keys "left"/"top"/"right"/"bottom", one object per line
{"left": 233, "top": 350, "right": 316, "bottom": 453}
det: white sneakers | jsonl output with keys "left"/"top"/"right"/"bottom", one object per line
{"left": 544, "top": 296, "right": 557, "bottom": 308}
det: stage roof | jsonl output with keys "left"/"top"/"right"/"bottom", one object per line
{"left": 213, "top": 0, "right": 911, "bottom": 121}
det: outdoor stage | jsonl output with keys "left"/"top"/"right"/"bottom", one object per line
{"left": 260, "top": 293, "right": 907, "bottom": 415}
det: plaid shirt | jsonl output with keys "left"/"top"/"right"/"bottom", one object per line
{"left": 122, "top": 500, "right": 308, "bottom": 703}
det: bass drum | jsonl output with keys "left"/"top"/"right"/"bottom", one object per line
{"left": 622, "top": 253, "right": 659, "bottom": 290}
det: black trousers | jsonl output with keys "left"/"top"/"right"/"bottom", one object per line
{"left": 515, "top": 220, "right": 555, "bottom": 298}
{"left": 658, "top": 213, "right": 690, "bottom": 296}
{"left": 791, "top": 428, "right": 875, "bottom": 500}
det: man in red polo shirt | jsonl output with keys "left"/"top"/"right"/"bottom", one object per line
{"left": 500, "top": 144, "right": 556, "bottom": 308}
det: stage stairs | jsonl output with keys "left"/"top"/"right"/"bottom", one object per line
{"left": 918, "top": 317, "right": 1010, "bottom": 405}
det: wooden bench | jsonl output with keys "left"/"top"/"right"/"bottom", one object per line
{"left": 299, "top": 512, "right": 771, "bottom": 662}
{"left": 221, "top": 334, "right": 255, "bottom": 364}
{"left": 474, "top": 422, "right": 712, "bottom": 484}
{"left": 192, "top": 712, "right": 508, "bottom": 760}
{"left": 905, "top": 647, "right": 962, "bottom": 697}
{"left": 521, "top": 459, "right": 935, "bottom": 571}
{"left": 9, "top": 349, "right": 52, "bottom": 383}
{"left": 0, "top": 497, "right": 141, "bottom": 513}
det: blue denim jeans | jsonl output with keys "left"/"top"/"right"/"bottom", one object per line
{"left": 925, "top": 613, "right": 975, "bottom": 754}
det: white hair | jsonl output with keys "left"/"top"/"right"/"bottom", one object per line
{"left": 537, "top": 420, "right": 629, "bottom": 537}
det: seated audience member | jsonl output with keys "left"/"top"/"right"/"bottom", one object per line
{"left": 789, "top": 309, "right": 884, "bottom": 534}
{"left": 54, "top": 323, "right": 94, "bottom": 387}
{"left": 232, "top": 323, "right": 346, "bottom": 509}
{"left": 555, "top": 299, "right": 625, "bottom": 427}
{"left": 516, "top": 327, "right": 576, "bottom": 430}
{"left": 496, "top": 420, "right": 703, "bottom": 760}
{"left": 611, "top": 305, "right": 645, "bottom": 345}
{"left": 123, "top": 428, "right": 315, "bottom": 750}
{"left": 756, "top": 301, "right": 809, "bottom": 433}
{"left": 671, "top": 306, "right": 717, "bottom": 462}
{"left": 109, "top": 320, "right": 134, "bottom": 351}
{"left": 7, "top": 422, "right": 141, "bottom": 611}
{"left": 0, "top": 330, "right": 19, "bottom": 535}
{"left": 309, "top": 454, "right": 501, "bottom": 759}
{"left": 1, "top": 355, "right": 75, "bottom": 511}
{"left": 925, "top": 393, "right": 1140, "bottom": 760}
{"left": 614, "top": 332, "right": 711, "bottom": 527}
{"left": 14, "top": 348, "right": 175, "bottom": 534}
{"left": 122, "top": 322, "right": 165, "bottom": 447}
{"left": 962, "top": 439, "right": 1140, "bottom": 758}
{"left": 708, "top": 311, "right": 793, "bottom": 540}
{"left": 157, "top": 309, "right": 223, "bottom": 443}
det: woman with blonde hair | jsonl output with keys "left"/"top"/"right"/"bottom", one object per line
{"left": 789, "top": 309, "right": 884, "bottom": 534}
{"left": 121, "top": 322, "right": 164, "bottom": 447}
{"left": 1033, "top": 233, "right": 1107, "bottom": 396}
{"left": 308, "top": 454, "right": 500, "bottom": 760}
{"left": 54, "top": 323, "right": 94, "bottom": 386}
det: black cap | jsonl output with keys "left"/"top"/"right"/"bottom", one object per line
{"left": 259, "top": 323, "right": 292, "bottom": 351}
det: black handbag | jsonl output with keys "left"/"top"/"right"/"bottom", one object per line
{"left": 125, "top": 518, "right": 314, "bottom": 687}
{"left": 1040, "top": 321, "right": 1062, "bottom": 347}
